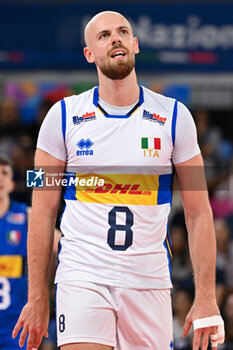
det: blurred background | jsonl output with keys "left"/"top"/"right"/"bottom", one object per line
{"left": 0, "top": 1, "right": 233, "bottom": 349}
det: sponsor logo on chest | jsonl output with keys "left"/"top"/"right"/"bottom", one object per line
{"left": 7, "top": 212, "right": 25, "bottom": 224}
{"left": 73, "top": 111, "right": 96, "bottom": 125}
{"left": 0, "top": 255, "right": 23, "bottom": 277}
{"left": 141, "top": 137, "right": 161, "bottom": 158}
{"left": 76, "top": 138, "right": 94, "bottom": 156}
{"left": 142, "top": 109, "right": 166, "bottom": 125}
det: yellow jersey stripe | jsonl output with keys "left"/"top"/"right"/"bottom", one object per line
{"left": 0, "top": 255, "right": 23, "bottom": 278}
{"left": 75, "top": 173, "right": 159, "bottom": 205}
{"left": 166, "top": 238, "right": 173, "bottom": 258}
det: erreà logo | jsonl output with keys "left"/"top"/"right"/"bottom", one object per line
{"left": 76, "top": 138, "right": 94, "bottom": 156}
{"left": 142, "top": 109, "right": 166, "bottom": 125}
{"left": 141, "top": 137, "right": 160, "bottom": 158}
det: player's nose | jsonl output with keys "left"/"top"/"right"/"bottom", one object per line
{"left": 111, "top": 32, "right": 122, "bottom": 46}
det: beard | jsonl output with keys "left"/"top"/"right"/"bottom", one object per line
{"left": 96, "top": 49, "right": 135, "bottom": 80}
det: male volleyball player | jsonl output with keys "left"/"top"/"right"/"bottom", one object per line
{"left": 13, "top": 11, "right": 224, "bottom": 350}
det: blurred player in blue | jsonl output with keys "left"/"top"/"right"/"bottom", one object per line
{"left": 0, "top": 154, "right": 60, "bottom": 349}
{"left": 0, "top": 155, "right": 28, "bottom": 349}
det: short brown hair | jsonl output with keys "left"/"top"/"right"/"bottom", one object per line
{"left": 0, "top": 154, "right": 14, "bottom": 172}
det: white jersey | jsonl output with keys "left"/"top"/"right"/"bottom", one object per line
{"left": 37, "top": 86, "right": 200, "bottom": 289}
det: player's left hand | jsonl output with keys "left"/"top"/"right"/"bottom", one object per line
{"left": 183, "top": 301, "right": 225, "bottom": 350}
{"left": 12, "top": 297, "right": 49, "bottom": 350}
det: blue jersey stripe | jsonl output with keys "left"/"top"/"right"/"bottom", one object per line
{"left": 93, "top": 87, "right": 99, "bottom": 106}
{"left": 171, "top": 100, "right": 178, "bottom": 147}
{"left": 163, "top": 228, "right": 172, "bottom": 285}
{"left": 139, "top": 85, "right": 144, "bottom": 105}
{"left": 157, "top": 174, "right": 172, "bottom": 205}
{"left": 61, "top": 99, "right": 66, "bottom": 143}
{"left": 63, "top": 173, "right": 77, "bottom": 200}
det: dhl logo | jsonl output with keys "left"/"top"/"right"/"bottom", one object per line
{"left": 84, "top": 183, "right": 151, "bottom": 195}
{"left": 74, "top": 173, "right": 160, "bottom": 205}
{"left": 0, "top": 255, "right": 23, "bottom": 278}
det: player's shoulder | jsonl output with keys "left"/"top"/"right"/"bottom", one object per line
{"left": 142, "top": 85, "right": 176, "bottom": 108}
{"left": 143, "top": 86, "right": 192, "bottom": 112}
{"left": 63, "top": 87, "right": 96, "bottom": 106}
{"left": 44, "top": 88, "right": 96, "bottom": 119}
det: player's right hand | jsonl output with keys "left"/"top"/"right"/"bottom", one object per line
{"left": 12, "top": 298, "right": 49, "bottom": 350}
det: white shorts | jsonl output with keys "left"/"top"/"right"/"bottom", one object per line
{"left": 56, "top": 281, "right": 173, "bottom": 350}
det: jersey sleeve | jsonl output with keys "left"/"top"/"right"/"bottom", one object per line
{"left": 37, "top": 101, "right": 67, "bottom": 161}
{"left": 172, "top": 101, "right": 201, "bottom": 164}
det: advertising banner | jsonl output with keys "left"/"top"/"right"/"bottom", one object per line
{"left": 0, "top": 2, "right": 233, "bottom": 71}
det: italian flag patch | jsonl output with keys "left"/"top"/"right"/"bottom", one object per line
{"left": 141, "top": 137, "right": 161, "bottom": 150}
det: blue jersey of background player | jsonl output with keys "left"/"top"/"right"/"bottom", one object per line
{"left": 0, "top": 155, "right": 28, "bottom": 350}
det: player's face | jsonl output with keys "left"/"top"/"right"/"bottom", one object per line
{"left": 84, "top": 14, "right": 139, "bottom": 80}
{"left": 0, "top": 164, "right": 14, "bottom": 199}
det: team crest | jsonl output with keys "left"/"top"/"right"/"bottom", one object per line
{"left": 7, "top": 230, "right": 21, "bottom": 245}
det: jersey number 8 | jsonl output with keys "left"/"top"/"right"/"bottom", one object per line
{"left": 107, "top": 206, "right": 133, "bottom": 251}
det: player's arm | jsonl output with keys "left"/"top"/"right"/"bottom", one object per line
{"left": 12, "top": 149, "right": 65, "bottom": 350}
{"left": 27, "top": 207, "right": 62, "bottom": 254}
{"left": 175, "top": 153, "right": 223, "bottom": 350}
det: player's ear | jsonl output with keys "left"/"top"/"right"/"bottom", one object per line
{"left": 83, "top": 47, "right": 95, "bottom": 63}
{"left": 134, "top": 37, "right": 139, "bottom": 55}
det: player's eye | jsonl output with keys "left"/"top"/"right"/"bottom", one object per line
{"left": 99, "top": 32, "right": 109, "bottom": 39}
{"left": 120, "top": 29, "right": 128, "bottom": 35}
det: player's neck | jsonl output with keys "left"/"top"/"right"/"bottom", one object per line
{"left": 0, "top": 196, "right": 10, "bottom": 218}
{"left": 98, "top": 70, "right": 139, "bottom": 106}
